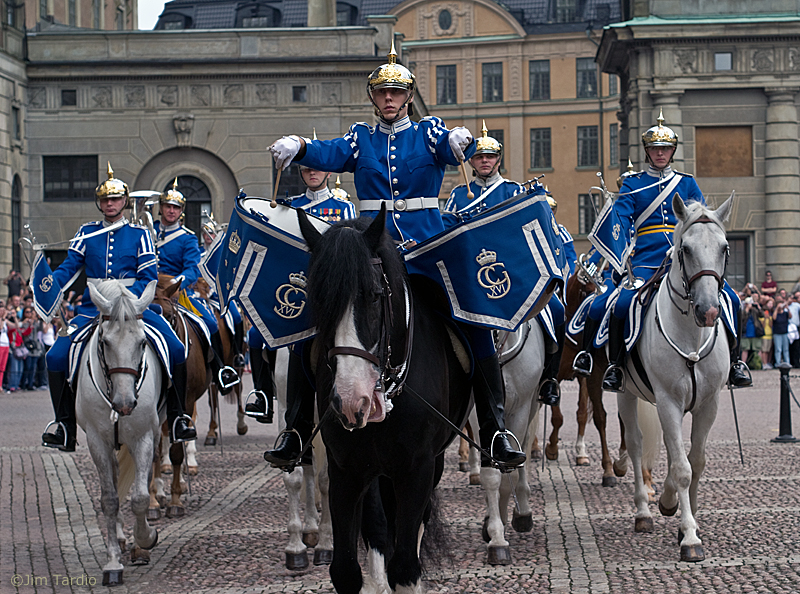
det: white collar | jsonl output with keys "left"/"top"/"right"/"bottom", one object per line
{"left": 474, "top": 171, "right": 503, "bottom": 188}
{"left": 378, "top": 116, "right": 412, "bottom": 135}
{"left": 304, "top": 187, "right": 332, "bottom": 204}
{"left": 162, "top": 221, "right": 182, "bottom": 233}
{"left": 103, "top": 216, "right": 127, "bottom": 228}
{"left": 646, "top": 165, "right": 673, "bottom": 179}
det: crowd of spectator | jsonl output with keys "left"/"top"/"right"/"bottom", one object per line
{"left": 739, "top": 270, "right": 800, "bottom": 370}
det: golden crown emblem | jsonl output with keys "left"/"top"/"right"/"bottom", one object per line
{"left": 476, "top": 248, "right": 497, "bottom": 266}
{"left": 228, "top": 230, "right": 241, "bottom": 255}
{"left": 289, "top": 271, "right": 307, "bottom": 289}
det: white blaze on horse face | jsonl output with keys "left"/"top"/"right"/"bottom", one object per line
{"left": 104, "top": 325, "right": 144, "bottom": 416}
{"left": 682, "top": 223, "right": 725, "bottom": 327}
{"left": 333, "top": 303, "right": 386, "bottom": 428}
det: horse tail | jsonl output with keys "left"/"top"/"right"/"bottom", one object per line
{"left": 116, "top": 445, "right": 136, "bottom": 504}
{"left": 224, "top": 388, "right": 238, "bottom": 407}
{"left": 420, "top": 486, "right": 453, "bottom": 571}
{"left": 637, "top": 399, "right": 661, "bottom": 472}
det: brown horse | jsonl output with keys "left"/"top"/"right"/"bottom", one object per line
{"left": 193, "top": 278, "right": 247, "bottom": 445}
{"left": 148, "top": 274, "right": 211, "bottom": 519}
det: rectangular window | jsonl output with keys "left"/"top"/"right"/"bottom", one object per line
{"left": 715, "top": 52, "right": 732, "bottom": 71}
{"left": 576, "top": 58, "right": 597, "bottom": 99}
{"left": 116, "top": 7, "right": 124, "bottom": 30}
{"left": 556, "top": 0, "right": 576, "bottom": 22}
{"left": 93, "top": 0, "right": 100, "bottom": 28}
{"left": 436, "top": 65, "right": 457, "bottom": 105}
{"left": 39, "top": 0, "right": 47, "bottom": 19}
{"left": 696, "top": 126, "right": 753, "bottom": 177}
{"left": 6, "top": 2, "right": 15, "bottom": 27}
{"left": 68, "top": 0, "right": 75, "bottom": 25}
{"left": 529, "top": 60, "right": 550, "bottom": 101}
{"left": 577, "top": 126, "right": 598, "bottom": 167}
{"left": 608, "top": 74, "right": 618, "bottom": 96}
{"left": 11, "top": 106, "right": 20, "bottom": 141}
{"left": 292, "top": 86, "right": 307, "bottom": 103}
{"left": 482, "top": 62, "right": 503, "bottom": 103}
{"left": 609, "top": 124, "right": 618, "bottom": 167}
{"left": 43, "top": 156, "right": 98, "bottom": 202}
{"left": 487, "top": 129, "right": 505, "bottom": 171}
{"left": 61, "top": 89, "right": 77, "bottom": 107}
{"left": 578, "top": 194, "right": 598, "bottom": 235}
{"left": 530, "top": 128, "right": 551, "bottom": 169}
{"left": 726, "top": 237, "right": 749, "bottom": 293}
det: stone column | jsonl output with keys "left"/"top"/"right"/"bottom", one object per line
{"left": 764, "top": 88, "right": 800, "bottom": 286}
{"left": 308, "top": 0, "right": 335, "bottom": 27}
{"left": 650, "top": 91, "right": 684, "bottom": 171}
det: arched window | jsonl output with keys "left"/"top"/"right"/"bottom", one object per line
{"left": 11, "top": 175, "right": 21, "bottom": 271}
{"left": 162, "top": 175, "right": 211, "bottom": 246}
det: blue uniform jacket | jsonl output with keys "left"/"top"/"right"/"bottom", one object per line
{"left": 559, "top": 225, "right": 576, "bottom": 277}
{"left": 297, "top": 115, "right": 475, "bottom": 244}
{"left": 288, "top": 188, "right": 357, "bottom": 222}
{"left": 154, "top": 221, "right": 202, "bottom": 288}
{"left": 444, "top": 176, "right": 523, "bottom": 216}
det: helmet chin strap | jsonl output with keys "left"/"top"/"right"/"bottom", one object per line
{"left": 369, "top": 88, "right": 414, "bottom": 123}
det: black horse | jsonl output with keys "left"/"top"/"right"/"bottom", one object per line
{"left": 298, "top": 205, "right": 472, "bottom": 594}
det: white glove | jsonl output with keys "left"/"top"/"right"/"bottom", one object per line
{"left": 268, "top": 135, "right": 302, "bottom": 171}
{"left": 448, "top": 127, "right": 473, "bottom": 162}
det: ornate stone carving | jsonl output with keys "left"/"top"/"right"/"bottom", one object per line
{"left": 256, "top": 84, "right": 277, "bottom": 105}
{"left": 173, "top": 113, "right": 194, "bottom": 148}
{"left": 223, "top": 84, "right": 243, "bottom": 106}
{"left": 752, "top": 49, "right": 774, "bottom": 72}
{"left": 420, "top": 3, "right": 471, "bottom": 39}
{"left": 510, "top": 58, "right": 521, "bottom": 100}
{"left": 673, "top": 49, "right": 696, "bottom": 74}
{"left": 789, "top": 48, "right": 800, "bottom": 71}
{"left": 124, "top": 85, "right": 145, "bottom": 108}
{"left": 321, "top": 83, "right": 341, "bottom": 105}
{"left": 463, "top": 60, "right": 474, "bottom": 102}
{"left": 29, "top": 88, "right": 46, "bottom": 109}
{"left": 158, "top": 85, "right": 178, "bottom": 106}
{"left": 191, "top": 85, "right": 210, "bottom": 107}
{"left": 92, "top": 86, "right": 112, "bottom": 108}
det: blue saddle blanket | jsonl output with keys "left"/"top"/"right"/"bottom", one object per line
{"left": 566, "top": 293, "right": 595, "bottom": 340}
{"left": 403, "top": 192, "right": 566, "bottom": 332}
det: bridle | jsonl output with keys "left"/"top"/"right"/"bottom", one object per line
{"left": 666, "top": 216, "right": 729, "bottom": 317}
{"left": 95, "top": 313, "right": 146, "bottom": 410}
{"left": 327, "top": 256, "right": 413, "bottom": 399}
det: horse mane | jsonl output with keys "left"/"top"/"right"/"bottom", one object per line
{"left": 672, "top": 200, "right": 725, "bottom": 248}
{"left": 95, "top": 280, "right": 140, "bottom": 330}
{"left": 306, "top": 217, "right": 407, "bottom": 345}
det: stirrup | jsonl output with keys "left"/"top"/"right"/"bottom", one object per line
{"left": 728, "top": 361, "right": 753, "bottom": 389}
{"left": 170, "top": 414, "right": 196, "bottom": 444}
{"left": 572, "top": 350, "right": 593, "bottom": 376}
{"left": 490, "top": 430, "right": 525, "bottom": 471}
{"left": 42, "top": 420, "right": 69, "bottom": 449}
{"left": 602, "top": 365, "right": 625, "bottom": 392}
{"left": 243, "top": 390, "right": 268, "bottom": 418}
{"left": 218, "top": 365, "right": 241, "bottom": 390}
{"left": 265, "top": 429, "right": 303, "bottom": 471}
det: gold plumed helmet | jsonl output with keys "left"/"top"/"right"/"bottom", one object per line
{"left": 95, "top": 162, "right": 130, "bottom": 210}
{"left": 642, "top": 108, "right": 678, "bottom": 150}
{"left": 331, "top": 175, "right": 350, "bottom": 202}
{"left": 202, "top": 212, "right": 218, "bottom": 238}
{"left": 367, "top": 40, "right": 415, "bottom": 116}
{"left": 545, "top": 186, "right": 557, "bottom": 216}
{"left": 160, "top": 177, "right": 186, "bottom": 208}
{"left": 474, "top": 120, "right": 502, "bottom": 157}
{"left": 616, "top": 158, "right": 636, "bottom": 191}
{"left": 298, "top": 129, "right": 321, "bottom": 172}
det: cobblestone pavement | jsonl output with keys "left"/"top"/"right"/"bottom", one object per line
{"left": 2, "top": 369, "right": 800, "bottom": 593}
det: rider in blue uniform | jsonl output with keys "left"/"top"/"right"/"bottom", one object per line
{"left": 601, "top": 113, "right": 752, "bottom": 391}
{"left": 41, "top": 164, "right": 196, "bottom": 451}
{"left": 154, "top": 181, "right": 240, "bottom": 396}
{"left": 443, "top": 124, "right": 565, "bottom": 407}
{"left": 244, "top": 162, "right": 356, "bottom": 424}
{"left": 265, "top": 45, "right": 527, "bottom": 470}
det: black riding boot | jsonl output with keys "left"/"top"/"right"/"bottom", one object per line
{"left": 538, "top": 323, "right": 565, "bottom": 406}
{"left": 167, "top": 362, "right": 197, "bottom": 443}
{"left": 41, "top": 371, "right": 77, "bottom": 452}
{"left": 232, "top": 321, "right": 246, "bottom": 368}
{"left": 602, "top": 316, "right": 627, "bottom": 392}
{"left": 263, "top": 347, "right": 315, "bottom": 468}
{"left": 209, "top": 330, "right": 239, "bottom": 395}
{"left": 474, "top": 353, "right": 526, "bottom": 469}
{"left": 245, "top": 347, "right": 277, "bottom": 423}
{"left": 728, "top": 330, "right": 753, "bottom": 388}
{"left": 573, "top": 316, "right": 600, "bottom": 377}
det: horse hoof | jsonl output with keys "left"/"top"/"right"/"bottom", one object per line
{"left": 146, "top": 507, "right": 161, "bottom": 521}
{"left": 140, "top": 528, "right": 159, "bottom": 551}
{"left": 469, "top": 474, "right": 481, "bottom": 486}
{"left": 237, "top": 425, "right": 248, "bottom": 436}
{"left": 102, "top": 569, "right": 124, "bottom": 586}
{"left": 313, "top": 548, "right": 333, "bottom": 566}
{"left": 511, "top": 513, "right": 533, "bottom": 533}
{"left": 156, "top": 494, "right": 167, "bottom": 508}
{"left": 187, "top": 466, "right": 198, "bottom": 476}
{"left": 118, "top": 538, "right": 127, "bottom": 553}
{"left": 576, "top": 456, "right": 590, "bottom": 466}
{"left": 458, "top": 461, "right": 469, "bottom": 472}
{"left": 487, "top": 546, "right": 512, "bottom": 565}
{"left": 635, "top": 517, "right": 654, "bottom": 533}
{"left": 302, "top": 531, "right": 319, "bottom": 548}
{"left": 678, "top": 528, "right": 701, "bottom": 544}
{"left": 161, "top": 464, "right": 172, "bottom": 475}
{"left": 130, "top": 545, "right": 150, "bottom": 565}
{"left": 613, "top": 460, "right": 627, "bottom": 477}
{"left": 545, "top": 446, "right": 558, "bottom": 461}
{"left": 166, "top": 505, "right": 185, "bottom": 519}
{"left": 481, "top": 517, "right": 490, "bottom": 543}
{"left": 659, "top": 499, "right": 679, "bottom": 517}
{"left": 601, "top": 475, "right": 617, "bottom": 488}
{"left": 680, "top": 544, "right": 705, "bottom": 562}
{"left": 285, "top": 551, "right": 309, "bottom": 570}
{"left": 530, "top": 447, "right": 542, "bottom": 460}
{"left": 204, "top": 436, "right": 217, "bottom": 446}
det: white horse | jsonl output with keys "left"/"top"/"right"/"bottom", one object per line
{"left": 76, "top": 280, "right": 164, "bottom": 585}
{"left": 618, "top": 194, "right": 733, "bottom": 562}
{"left": 273, "top": 347, "right": 333, "bottom": 570}
{"left": 473, "top": 321, "right": 544, "bottom": 565}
